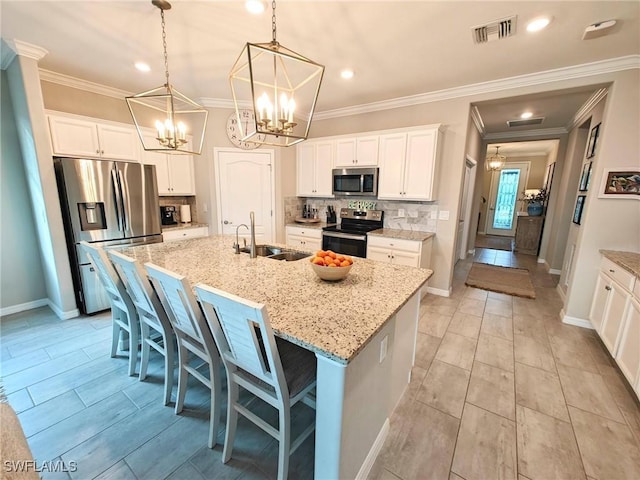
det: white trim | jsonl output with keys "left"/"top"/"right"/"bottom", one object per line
{"left": 200, "top": 98, "right": 251, "bottom": 109}
{"left": 47, "top": 301, "right": 80, "bottom": 320}
{"left": 468, "top": 248, "right": 476, "bottom": 255}
{"left": 39, "top": 69, "right": 131, "bottom": 99}
{"left": 557, "top": 285, "right": 567, "bottom": 302}
{"left": 562, "top": 313, "right": 595, "bottom": 330}
{"left": 426, "top": 286, "right": 451, "bottom": 298}
{"left": 355, "top": 419, "right": 390, "bottom": 480}
{"left": 567, "top": 87, "right": 609, "bottom": 131}
{"left": 549, "top": 268, "right": 562, "bottom": 275}
{"left": 537, "top": 258, "right": 546, "bottom": 264}
{"left": 0, "top": 298, "right": 48, "bottom": 317}
{"left": 470, "top": 106, "right": 485, "bottom": 136}
{"left": 314, "top": 55, "right": 640, "bottom": 120}
{"left": 4, "top": 39, "right": 48, "bottom": 62}
{"left": 484, "top": 127, "right": 567, "bottom": 140}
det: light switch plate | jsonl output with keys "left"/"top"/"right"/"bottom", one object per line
{"left": 439, "top": 210, "right": 450, "bottom": 220}
{"left": 398, "top": 208, "right": 405, "bottom": 217}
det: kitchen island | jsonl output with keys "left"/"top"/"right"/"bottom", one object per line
{"left": 121, "top": 235, "right": 432, "bottom": 479}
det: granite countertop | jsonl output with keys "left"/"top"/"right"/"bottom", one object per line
{"left": 600, "top": 250, "right": 640, "bottom": 278}
{"left": 162, "top": 222, "right": 209, "bottom": 232}
{"left": 368, "top": 228, "right": 435, "bottom": 242}
{"left": 285, "top": 221, "right": 329, "bottom": 230}
{"left": 119, "top": 235, "right": 432, "bottom": 364}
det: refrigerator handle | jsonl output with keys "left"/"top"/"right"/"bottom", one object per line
{"left": 117, "top": 168, "right": 129, "bottom": 233}
{"left": 111, "top": 169, "right": 124, "bottom": 232}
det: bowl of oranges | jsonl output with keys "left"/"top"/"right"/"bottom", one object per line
{"left": 310, "top": 250, "right": 353, "bottom": 281}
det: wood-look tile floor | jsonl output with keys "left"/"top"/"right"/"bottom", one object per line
{"left": 2, "top": 247, "right": 640, "bottom": 479}
{"left": 371, "top": 248, "right": 640, "bottom": 480}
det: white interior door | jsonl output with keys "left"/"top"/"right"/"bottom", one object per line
{"left": 215, "top": 149, "right": 275, "bottom": 243}
{"left": 457, "top": 156, "right": 477, "bottom": 262}
{"left": 486, "top": 162, "right": 529, "bottom": 237}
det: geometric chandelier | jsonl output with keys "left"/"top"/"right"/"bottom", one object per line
{"left": 485, "top": 145, "right": 506, "bottom": 171}
{"left": 228, "top": 0, "right": 324, "bottom": 147}
{"left": 126, "top": 0, "right": 208, "bottom": 155}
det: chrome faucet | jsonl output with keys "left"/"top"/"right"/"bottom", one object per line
{"left": 234, "top": 224, "right": 249, "bottom": 254}
{"left": 249, "top": 211, "right": 257, "bottom": 258}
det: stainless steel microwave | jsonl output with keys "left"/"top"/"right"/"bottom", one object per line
{"left": 332, "top": 168, "right": 378, "bottom": 196}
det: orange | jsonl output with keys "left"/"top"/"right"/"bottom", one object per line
{"left": 324, "top": 256, "right": 333, "bottom": 264}
{"left": 316, "top": 250, "right": 327, "bottom": 258}
{"left": 340, "top": 260, "right": 350, "bottom": 267}
{"left": 328, "top": 263, "right": 337, "bottom": 267}
{"left": 327, "top": 251, "right": 337, "bottom": 259}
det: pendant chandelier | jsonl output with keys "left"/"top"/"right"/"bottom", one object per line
{"left": 229, "top": 0, "right": 325, "bottom": 147}
{"left": 486, "top": 146, "right": 506, "bottom": 171}
{"left": 126, "top": 0, "right": 208, "bottom": 155}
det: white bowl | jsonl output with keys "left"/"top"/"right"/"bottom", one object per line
{"left": 311, "top": 262, "right": 352, "bottom": 281}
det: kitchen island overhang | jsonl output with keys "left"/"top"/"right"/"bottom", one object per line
{"left": 120, "top": 235, "right": 432, "bottom": 478}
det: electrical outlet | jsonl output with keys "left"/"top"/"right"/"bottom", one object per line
{"left": 398, "top": 208, "right": 405, "bottom": 217}
{"left": 438, "top": 210, "right": 450, "bottom": 220}
{"left": 380, "top": 335, "right": 388, "bottom": 363}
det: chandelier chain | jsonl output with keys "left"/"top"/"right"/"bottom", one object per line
{"left": 271, "top": 0, "right": 277, "bottom": 43}
{"left": 160, "top": 8, "right": 170, "bottom": 87}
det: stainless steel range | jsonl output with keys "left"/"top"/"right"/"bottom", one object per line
{"left": 322, "top": 208, "right": 384, "bottom": 258}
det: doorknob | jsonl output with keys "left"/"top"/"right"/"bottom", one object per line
{"left": 223, "top": 220, "right": 231, "bottom": 224}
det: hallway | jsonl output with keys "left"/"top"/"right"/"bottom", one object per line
{"left": 370, "top": 247, "right": 640, "bottom": 480}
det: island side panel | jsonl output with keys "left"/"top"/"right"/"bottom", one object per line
{"left": 314, "top": 290, "right": 422, "bottom": 479}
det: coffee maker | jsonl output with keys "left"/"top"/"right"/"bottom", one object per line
{"left": 160, "top": 206, "right": 178, "bottom": 225}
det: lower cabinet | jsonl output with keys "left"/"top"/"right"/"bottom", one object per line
{"left": 366, "top": 235, "right": 432, "bottom": 269}
{"left": 514, "top": 215, "right": 544, "bottom": 255}
{"left": 285, "top": 226, "right": 322, "bottom": 252}
{"left": 589, "top": 255, "right": 639, "bottom": 397}
{"left": 162, "top": 226, "right": 208, "bottom": 242}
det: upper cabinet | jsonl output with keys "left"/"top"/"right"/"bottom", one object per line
{"left": 377, "top": 126, "right": 442, "bottom": 201}
{"left": 296, "top": 139, "right": 334, "bottom": 197}
{"left": 140, "top": 130, "right": 196, "bottom": 196}
{"left": 335, "top": 135, "right": 379, "bottom": 167}
{"left": 48, "top": 114, "right": 140, "bottom": 161}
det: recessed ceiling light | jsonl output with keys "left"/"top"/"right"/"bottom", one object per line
{"left": 245, "top": 0, "right": 265, "bottom": 14}
{"left": 340, "top": 69, "right": 354, "bottom": 80}
{"left": 135, "top": 62, "right": 150, "bottom": 72}
{"left": 527, "top": 17, "right": 551, "bottom": 32}
{"left": 521, "top": 112, "right": 533, "bottom": 119}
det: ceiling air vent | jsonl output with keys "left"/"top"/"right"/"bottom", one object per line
{"left": 472, "top": 16, "right": 517, "bottom": 44}
{"left": 507, "top": 117, "right": 545, "bottom": 128}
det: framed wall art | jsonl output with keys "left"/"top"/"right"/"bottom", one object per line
{"left": 573, "top": 195, "right": 586, "bottom": 225}
{"left": 598, "top": 168, "right": 640, "bottom": 199}
{"left": 586, "top": 123, "right": 600, "bottom": 159}
{"left": 579, "top": 161, "right": 592, "bottom": 192}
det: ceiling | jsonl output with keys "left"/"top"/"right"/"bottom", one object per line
{"left": 2, "top": 1, "right": 639, "bottom": 150}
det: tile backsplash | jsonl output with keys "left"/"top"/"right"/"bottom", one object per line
{"left": 159, "top": 196, "right": 198, "bottom": 223}
{"left": 285, "top": 196, "right": 438, "bottom": 232}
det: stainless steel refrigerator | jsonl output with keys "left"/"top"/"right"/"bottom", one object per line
{"left": 54, "top": 157, "right": 162, "bottom": 314}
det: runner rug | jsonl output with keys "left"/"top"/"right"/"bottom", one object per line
{"left": 465, "top": 262, "right": 536, "bottom": 299}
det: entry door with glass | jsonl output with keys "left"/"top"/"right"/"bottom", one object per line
{"left": 486, "top": 162, "right": 529, "bottom": 236}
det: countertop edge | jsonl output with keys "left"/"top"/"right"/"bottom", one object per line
{"left": 368, "top": 228, "right": 436, "bottom": 242}
{"left": 600, "top": 250, "right": 640, "bottom": 278}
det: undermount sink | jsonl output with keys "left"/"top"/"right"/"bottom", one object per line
{"left": 238, "top": 244, "right": 310, "bottom": 262}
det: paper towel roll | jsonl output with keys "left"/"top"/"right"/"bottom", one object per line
{"left": 180, "top": 205, "right": 191, "bottom": 223}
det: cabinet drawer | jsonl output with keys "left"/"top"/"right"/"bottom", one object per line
{"left": 285, "top": 226, "right": 322, "bottom": 239}
{"left": 162, "top": 226, "right": 208, "bottom": 242}
{"left": 601, "top": 257, "right": 636, "bottom": 291}
{"left": 367, "top": 235, "right": 421, "bottom": 253}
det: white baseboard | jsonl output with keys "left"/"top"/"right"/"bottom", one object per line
{"left": 561, "top": 312, "right": 594, "bottom": 330}
{"left": 556, "top": 284, "right": 566, "bottom": 302}
{"left": 47, "top": 301, "right": 80, "bottom": 320}
{"left": 537, "top": 257, "right": 546, "bottom": 264}
{"left": 468, "top": 248, "right": 475, "bottom": 255}
{"left": 0, "top": 298, "right": 49, "bottom": 317}
{"left": 549, "top": 268, "right": 562, "bottom": 275}
{"left": 355, "top": 419, "right": 390, "bottom": 480}
{"left": 426, "top": 286, "right": 451, "bottom": 297}
{"left": 478, "top": 230, "right": 486, "bottom": 235}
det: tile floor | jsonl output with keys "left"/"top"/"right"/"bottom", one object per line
{"left": 2, "top": 247, "right": 640, "bottom": 479}
{"left": 370, "top": 248, "right": 640, "bottom": 480}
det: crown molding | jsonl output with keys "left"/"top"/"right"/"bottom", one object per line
{"left": 39, "top": 69, "right": 132, "bottom": 99}
{"left": 199, "top": 97, "right": 249, "bottom": 109}
{"left": 484, "top": 127, "right": 567, "bottom": 140}
{"left": 4, "top": 39, "right": 48, "bottom": 62}
{"left": 314, "top": 55, "right": 640, "bottom": 120}
{"left": 470, "top": 106, "right": 485, "bottom": 136}
{"left": 566, "top": 87, "right": 609, "bottom": 131}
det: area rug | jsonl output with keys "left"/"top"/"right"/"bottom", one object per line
{"left": 465, "top": 262, "right": 536, "bottom": 299}
{"left": 475, "top": 234, "right": 513, "bottom": 252}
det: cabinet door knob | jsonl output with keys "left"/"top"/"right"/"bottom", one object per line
{"left": 609, "top": 269, "right": 615, "bottom": 273}
{"left": 605, "top": 285, "right": 612, "bottom": 291}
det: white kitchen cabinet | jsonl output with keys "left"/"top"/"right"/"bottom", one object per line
{"left": 162, "top": 226, "right": 208, "bottom": 242}
{"left": 285, "top": 226, "right": 322, "bottom": 252}
{"left": 367, "top": 235, "right": 433, "bottom": 269}
{"left": 296, "top": 140, "right": 334, "bottom": 197}
{"left": 48, "top": 114, "right": 140, "bottom": 161}
{"left": 334, "top": 135, "right": 379, "bottom": 167}
{"left": 377, "top": 127, "right": 442, "bottom": 201}
{"left": 616, "top": 297, "right": 640, "bottom": 391}
{"left": 140, "top": 131, "right": 196, "bottom": 196}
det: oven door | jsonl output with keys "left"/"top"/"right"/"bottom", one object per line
{"left": 322, "top": 231, "right": 367, "bottom": 258}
